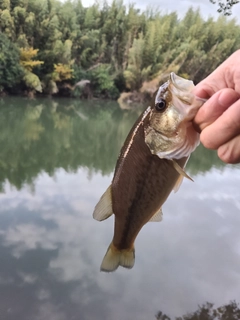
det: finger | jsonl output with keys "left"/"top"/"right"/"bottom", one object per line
{"left": 193, "top": 49, "right": 240, "bottom": 98}
{"left": 218, "top": 135, "right": 240, "bottom": 164}
{"left": 199, "top": 98, "right": 240, "bottom": 150}
{"left": 193, "top": 62, "right": 227, "bottom": 99}
{"left": 193, "top": 81, "right": 222, "bottom": 100}
{"left": 193, "top": 88, "right": 240, "bottom": 132}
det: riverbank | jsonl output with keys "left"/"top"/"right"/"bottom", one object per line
{"left": 0, "top": 73, "right": 165, "bottom": 110}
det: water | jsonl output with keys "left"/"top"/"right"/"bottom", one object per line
{"left": 0, "top": 96, "right": 240, "bottom": 320}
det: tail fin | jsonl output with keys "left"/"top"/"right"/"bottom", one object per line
{"left": 100, "top": 242, "right": 135, "bottom": 272}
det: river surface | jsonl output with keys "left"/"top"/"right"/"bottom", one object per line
{"left": 0, "top": 97, "right": 240, "bottom": 320}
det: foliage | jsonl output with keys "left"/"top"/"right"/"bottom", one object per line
{"left": 19, "top": 47, "right": 44, "bottom": 91}
{"left": 156, "top": 301, "right": 240, "bottom": 320}
{"left": 23, "top": 70, "right": 42, "bottom": 92}
{"left": 0, "top": 0, "right": 240, "bottom": 98}
{"left": 52, "top": 63, "right": 74, "bottom": 82}
{"left": 89, "top": 64, "right": 120, "bottom": 99}
{"left": 124, "top": 33, "right": 151, "bottom": 91}
{"left": 0, "top": 32, "right": 23, "bottom": 91}
{"left": 20, "top": 48, "right": 44, "bottom": 71}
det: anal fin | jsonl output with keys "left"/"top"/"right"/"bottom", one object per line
{"left": 93, "top": 186, "right": 113, "bottom": 221}
{"left": 149, "top": 208, "right": 163, "bottom": 222}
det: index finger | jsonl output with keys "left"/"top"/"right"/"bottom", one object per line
{"left": 193, "top": 50, "right": 240, "bottom": 98}
{"left": 193, "top": 88, "right": 240, "bottom": 132}
{"left": 193, "top": 67, "right": 227, "bottom": 99}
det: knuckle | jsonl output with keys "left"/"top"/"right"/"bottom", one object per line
{"left": 218, "top": 147, "right": 233, "bottom": 164}
{"left": 200, "top": 131, "right": 218, "bottom": 150}
{"left": 218, "top": 143, "right": 240, "bottom": 164}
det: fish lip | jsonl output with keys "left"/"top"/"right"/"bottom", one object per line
{"left": 169, "top": 72, "right": 194, "bottom": 92}
{"left": 169, "top": 73, "right": 204, "bottom": 118}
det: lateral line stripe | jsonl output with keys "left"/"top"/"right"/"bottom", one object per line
{"left": 123, "top": 107, "right": 151, "bottom": 159}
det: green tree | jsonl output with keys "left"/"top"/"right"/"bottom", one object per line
{"left": 124, "top": 33, "right": 151, "bottom": 90}
{"left": 0, "top": 0, "right": 240, "bottom": 98}
{"left": 0, "top": 32, "right": 23, "bottom": 91}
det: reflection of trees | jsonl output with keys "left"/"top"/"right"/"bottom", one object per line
{"left": 0, "top": 97, "right": 229, "bottom": 190}
{"left": 0, "top": 98, "right": 140, "bottom": 190}
{"left": 156, "top": 301, "right": 240, "bottom": 319}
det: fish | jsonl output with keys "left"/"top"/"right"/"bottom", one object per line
{"left": 93, "top": 73, "right": 204, "bottom": 272}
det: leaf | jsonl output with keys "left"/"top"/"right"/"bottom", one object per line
{"left": 23, "top": 71, "right": 42, "bottom": 92}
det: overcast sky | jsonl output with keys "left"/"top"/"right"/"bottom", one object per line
{"left": 81, "top": 0, "right": 240, "bottom": 21}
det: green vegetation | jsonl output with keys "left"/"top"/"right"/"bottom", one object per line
{"left": 0, "top": 33, "right": 24, "bottom": 91}
{"left": 0, "top": 0, "right": 240, "bottom": 99}
{"left": 156, "top": 301, "right": 240, "bottom": 319}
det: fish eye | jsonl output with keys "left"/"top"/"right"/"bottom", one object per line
{"left": 155, "top": 99, "right": 167, "bottom": 112}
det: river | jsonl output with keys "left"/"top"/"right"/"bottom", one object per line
{"left": 0, "top": 96, "right": 240, "bottom": 319}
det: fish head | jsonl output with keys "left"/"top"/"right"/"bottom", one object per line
{"left": 145, "top": 73, "right": 205, "bottom": 159}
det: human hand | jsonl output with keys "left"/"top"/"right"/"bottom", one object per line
{"left": 193, "top": 50, "right": 240, "bottom": 164}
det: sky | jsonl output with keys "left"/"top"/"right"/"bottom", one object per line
{"left": 81, "top": 0, "right": 240, "bottom": 21}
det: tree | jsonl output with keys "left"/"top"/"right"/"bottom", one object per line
{"left": 20, "top": 47, "right": 44, "bottom": 92}
{"left": 124, "top": 33, "right": 151, "bottom": 90}
{"left": 0, "top": 32, "right": 23, "bottom": 91}
{"left": 1, "top": 0, "right": 240, "bottom": 98}
{"left": 156, "top": 301, "right": 240, "bottom": 320}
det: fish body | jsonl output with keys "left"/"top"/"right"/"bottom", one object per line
{"left": 93, "top": 73, "right": 204, "bottom": 272}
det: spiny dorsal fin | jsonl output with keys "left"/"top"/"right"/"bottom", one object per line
{"left": 171, "top": 159, "right": 193, "bottom": 182}
{"left": 93, "top": 186, "right": 113, "bottom": 221}
{"left": 149, "top": 208, "right": 163, "bottom": 222}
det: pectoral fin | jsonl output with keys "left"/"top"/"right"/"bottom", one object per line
{"left": 93, "top": 186, "right": 113, "bottom": 221}
{"left": 149, "top": 208, "right": 163, "bottom": 222}
{"left": 171, "top": 159, "right": 193, "bottom": 182}
{"left": 173, "top": 175, "right": 184, "bottom": 193}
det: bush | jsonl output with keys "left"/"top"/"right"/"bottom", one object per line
{"left": 0, "top": 33, "right": 24, "bottom": 91}
{"left": 89, "top": 64, "right": 119, "bottom": 99}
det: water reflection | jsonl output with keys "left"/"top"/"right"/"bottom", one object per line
{"left": 0, "top": 97, "right": 240, "bottom": 320}
{"left": 0, "top": 96, "right": 142, "bottom": 190}
{"left": 0, "top": 96, "right": 235, "bottom": 192}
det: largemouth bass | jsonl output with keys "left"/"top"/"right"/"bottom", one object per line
{"left": 93, "top": 73, "right": 204, "bottom": 272}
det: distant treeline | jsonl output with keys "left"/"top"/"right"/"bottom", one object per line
{"left": 1, "top": 0, "right": 240, "bottom": 99}
{"left": 156, "top": 301, "right": 240, "bottom": 320}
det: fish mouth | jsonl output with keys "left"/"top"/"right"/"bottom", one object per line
{"left": 169, "top": 72, "right": 195, "bottom": 102}
{"left": 168, "top": 72, "right": 204, "bottom": 120}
